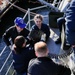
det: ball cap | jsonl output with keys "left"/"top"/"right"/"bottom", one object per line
{"left": 14, "top": 17, "right": 26, "bottom": 28}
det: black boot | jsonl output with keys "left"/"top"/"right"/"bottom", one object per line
{"left": 55, "top": 38, "right": 61, "bottom": 44}
{"left": 55, "top": 34, "right": 61, "bottom": 44}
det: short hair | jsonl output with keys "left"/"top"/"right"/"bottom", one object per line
{"left": 14, "top": 36, "right": 26, "bottom": 48}
{"left": 34, "top": 42, "right": 47, "bottom": 54}
{"left": 34, "top": 14, "right": 43, "bottom": 21}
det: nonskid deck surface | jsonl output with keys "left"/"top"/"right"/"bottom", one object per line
{"left": 47, "top": 28, "right": 75, "bottom": 71}
{"left": 47, "top": 28, "right": 61, "bottom": 55}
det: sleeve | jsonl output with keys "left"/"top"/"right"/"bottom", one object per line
{"left": 58, "top": 65, "right": 71, "bottom": 75}
{"left": 25, "top": 28, "right": 30, "bottom": 44}
{"left": 28, "top": 67, "right": 40, "bottom": 75}
{"left": 2, "top": 28, "right": 11, "bottom": 46}
{"left": 27, "top": 60, "right": 42, "bottom": 75}
{"left": 26, "top": 28, "right": 30, "bottom": 35}
{"left": 28, "top": 25, "right": 38, "bottom": 41}
{"left": 28, "top": 66, "right": 43, "bottom": 75}
{"left": 65, "top": 0, "right": 75, "bottom": 45}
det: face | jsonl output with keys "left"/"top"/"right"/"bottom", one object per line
{"left": 34, "top": 18, "right": 42, "bottom": 27}
{"left": 16, "top": 25, "right": 23, "bottom": 32}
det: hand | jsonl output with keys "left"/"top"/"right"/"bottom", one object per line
{"left": 9, "top": 45, "right": 12, "bottom": 50}
{"left": 41, "top": 34, "right": 46, "bottom": 41}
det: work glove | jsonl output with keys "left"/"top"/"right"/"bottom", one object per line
{"left": 41, "top": 34, "right": 46, "bottom": 41}
{"left": 8, "top": 45, "right": 12, "bottom": 50}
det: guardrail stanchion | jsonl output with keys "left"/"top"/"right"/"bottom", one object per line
{"left": 28, "top": 8, "right": 31, "bottom": 30}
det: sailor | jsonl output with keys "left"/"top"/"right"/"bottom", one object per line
{"left": 3, "top": 17, "right": 30, "bottom": 48}
{"left": 12, "top": 36, "right": 36, "bottom": 75}
{"left": 30, "top": 14, "right": 50, "bottom": 42}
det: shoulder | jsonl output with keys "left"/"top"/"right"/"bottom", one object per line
{"left": 42, "top": 24, "right": 50, "bottom": 30}
{"left": 42, "top": 23, "right": 47, "bottom": 25}
{"left": 28, "top": 58, "right": 39, "bottom": 68}
{"left": 42, "top": 23, "right": 49, "bottom": 27}
{"left": 24, "top": 28, "right": 30, "bottom": 31}
{"left": 22, "top": 28, "right": 30, "bottom": 34}
{"left": 28, "top": 58, "right": 41, "bottom": 73}
{"left": 28, "top": 58, "right": 41, "bottom": 75}
{"left": 55, "top": 63, "right": 71, "bottom": 74}
{"left": 6, "top": 26, "right": 15, "bottom": 32}
{"left": 23, "top": 46, "right": 35, "bottom": 56}
{"left": 28, "top": 58, "right": 37, "bottom": 71}
{"left": 31, "top": 25, "right": 37, "bottom": 30}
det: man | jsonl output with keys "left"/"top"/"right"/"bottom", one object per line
{"left": 12, "top": 36, "right": 36, "bottom": 75}
{"left": 27, "top": 41, "right": 71, "bottom": 75}
{"left": 3, "top": 17, "right": 30, "bottom": 47}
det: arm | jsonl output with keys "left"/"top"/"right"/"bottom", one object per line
{"left": 58, "top": 65, "right": 71, "bottom": 75}
{"left": 27, "top": 59, "right": 42, "bottom": 75}
{"left": 28, "top": 66, "right": 43, "bottom": 75}
{"left": 3, "top": 28, "right": 11, "bottom": 46}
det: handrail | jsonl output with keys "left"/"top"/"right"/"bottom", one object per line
{"left": 0, "top": 46, "right": 7, "bottom": 56}
{"left": 30, "top": 5, "right": 47, "bottom": 11}
{"left": 28, "top": 8, "right": 31, "bottom": 30}
{"left": 58, "top": 0, "right": 67, "bottom": 11}
{"left": 57, "top": 0, "right": 62, "bottom": 8}
{"left": 53, "top": 0, "right": 58, "bottom": 5}
{"left": 5, "top": 60, "right": 14, "bottom": 75}
{"left": 0, "top": 51, "right": 12, "bottom": 72}
{"left": 12, "top": 70, "right": 15, "bottom": 75}
{"left": 8, "top": 1, "right": 36, "bottom": 16}
{"left": 23, "top": 10, "right": 29, "bottom": 19}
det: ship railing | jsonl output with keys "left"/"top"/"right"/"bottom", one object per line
{"left": 0, "top": 0, "right": 63, "bottom": 75}
{"left": 53, "top": 0, "right": 62, "bottom": 8}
